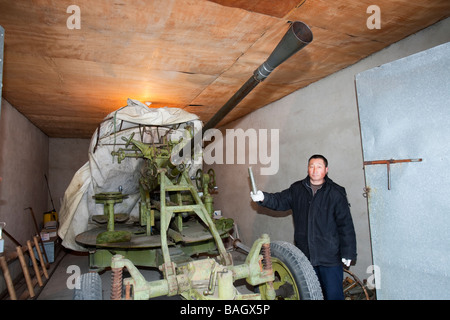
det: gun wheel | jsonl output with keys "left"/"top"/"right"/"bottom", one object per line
{"left": 259, "top": 241, "right": 323, "bottom": 300}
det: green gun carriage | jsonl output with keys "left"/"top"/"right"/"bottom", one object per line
{"left": 63, "top": 21, "right": 323, "bottom": 300}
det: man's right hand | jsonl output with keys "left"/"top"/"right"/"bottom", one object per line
{"left": 250, "top": 190, "right": 264, "bottom": 202}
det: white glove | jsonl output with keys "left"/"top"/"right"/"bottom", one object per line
{"left": 250, "top": 190, "right": 264, "bottom": 202}
{"left": 342, "top": 258, "right": 351, "bottom": 267}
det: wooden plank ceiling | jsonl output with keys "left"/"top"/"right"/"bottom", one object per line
{"left": 0, "top": 0, "right": 449, "bottom": 138}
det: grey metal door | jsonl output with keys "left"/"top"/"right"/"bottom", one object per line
{"left": 356, "top": 42, "right": 450, "bottom": 299}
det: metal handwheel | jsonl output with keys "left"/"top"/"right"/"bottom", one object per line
{"left": 343, "top": 268, "right": 371, "bottom": 300}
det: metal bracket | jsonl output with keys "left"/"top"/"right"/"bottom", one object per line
{"left": 363, "top": 158, "right": 422, "bottom": 190}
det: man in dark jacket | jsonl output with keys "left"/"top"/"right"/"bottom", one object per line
{"left": 250, "top": 154, "right": 357, "bottom": 300}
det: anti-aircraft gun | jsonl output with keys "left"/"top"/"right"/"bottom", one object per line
{"left": 72, "top": 21, "right": 322, "bottom": 300}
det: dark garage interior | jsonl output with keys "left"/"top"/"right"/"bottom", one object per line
{"left": 0, "top": 0, "right": 450, "bottom": 302}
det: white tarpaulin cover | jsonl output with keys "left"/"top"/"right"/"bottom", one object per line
{"left": 58, "top": 99, "right": 202, "bottom": 251}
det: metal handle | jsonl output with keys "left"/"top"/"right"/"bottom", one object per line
{"left": 248, "top": 166, "right": 258, "bottom": 194}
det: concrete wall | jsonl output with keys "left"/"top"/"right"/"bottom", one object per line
{"left": 0, "top": 98, "right": 49, "bottom": 296}
{"left": 0, "top": 100, "right": 90, "bottom": 296}
{"left": 206, "top": 18, "right": 450, "bottom": 281}
{"left": 0, "top": 98, "right": 49, "bottom": 248}
{"left": 48, "top": 138, "right": 90, "bottom": 214}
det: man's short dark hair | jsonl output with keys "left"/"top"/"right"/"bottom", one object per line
{"left": 309, "top": 154, "right": 328, "bottom": 167}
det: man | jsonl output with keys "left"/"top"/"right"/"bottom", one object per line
{"left": 250, "top": 154, "right": 357, "bottom": 300}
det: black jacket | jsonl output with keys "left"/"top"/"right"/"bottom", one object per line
{"left": 260, "top": 175, "right": 357, "bottom": 267}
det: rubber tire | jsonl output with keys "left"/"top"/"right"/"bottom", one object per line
{"left": 268, "top": 241, "right": 323, "bottom": 300}
{"left": 73, "top": 272, "right": 103, "bottom": 300}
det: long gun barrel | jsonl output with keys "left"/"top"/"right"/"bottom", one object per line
{"left": 183, "top": 21, "right": 312, "bottom": 157}
{"left": 202, "top": 21, "right": 313, "bottom": 133}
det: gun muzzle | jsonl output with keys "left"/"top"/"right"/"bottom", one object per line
{"left": 254, "top": 21, "right": 313, "bottom": 81}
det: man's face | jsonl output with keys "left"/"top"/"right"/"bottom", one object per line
{"left": 308, "top": 158, "right": 328, "bottom": 185}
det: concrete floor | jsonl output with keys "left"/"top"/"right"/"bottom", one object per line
{"left": 36, "top": 246, "right": 251, "bottom": 300}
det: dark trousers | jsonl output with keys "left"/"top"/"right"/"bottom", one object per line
{"left": 313, "top": 265, "right": 344, "bottom": 300}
